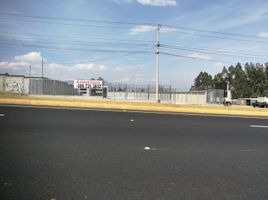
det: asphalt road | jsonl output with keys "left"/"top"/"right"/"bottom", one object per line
{"left": 0, "top": 105, "right": 268, "bottom": 200}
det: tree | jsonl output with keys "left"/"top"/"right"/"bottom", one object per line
{"left": 193, "top": 71, "right": 213, "bottom": 90}
{"left": 245, "top": 63, "right": 266, "bottom": 97}
{"left": 227, "top": 63, "right": 249, "bottom": 98}
{"left": 213, "top": 66, "right": 228, "bottom": 89}
{"left": 192, "top": 62, "right": 268, "bottom": 98}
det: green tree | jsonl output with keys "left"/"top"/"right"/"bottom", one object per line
{"left": 192, "top": 62, "right": 268, "bottom": 97}
{"left": 245, "top": 63, "right": 266, "bottom": 97}
{"left": 227, "top": 63, "right": 249, "bottom": 98}
{"left": 213, "top": 66, "right": 228, "bottom": 89}
{"left": 193, "top": 71, "right": 213, "bottom": 90}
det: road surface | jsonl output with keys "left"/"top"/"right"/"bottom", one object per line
{"left": 0, "top": 105, "right": 268, "bottom": 200}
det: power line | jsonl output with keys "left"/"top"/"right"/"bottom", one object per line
{"left": 161, "top": 52, "right": 234, "bottom": 64}
{"left": 0, "top": 41, "right": 152, "bottom": 53}
{"left": 161, "top": 43, "right": 268, "bottom": 56}
{"left": 0, "top": 17, "right": 134, "bottom": 29}
{"left": 58, "top": 50, "right": 153, "bottom": 65}
{"left": 0, "top": 31, "right": 155, "bottom": 44}
{"left": 161, "top": 29, "right": 268, "bottom": 44}
{"left": 161, "top": 44, "right": 268, "bottom": 61}
{"left": 163, "top": 24, "right": 267, "bottom": 41}
{"left": 1, "top": 11, "right": 267, "bottom": 44}
{"left": 1, "top": 36, "right": 154, "bottom": 48}
{"left": 0, "top": 11, "right": 155, "bottom": 26}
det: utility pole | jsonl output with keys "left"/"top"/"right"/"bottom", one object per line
{"left": 41, "top": 57, "right": 44, "bottom": 78}
{"left": 29, "top": 65, "right": 31, "bottom": 77}
{"left": 156, "top": 24, "right": 161, "bottom": 103}
{"left": 264, "top": 64, "right": 267, "bottom": 93}
{"left": 41, "top": 57, "right": 44, "bottom": 95}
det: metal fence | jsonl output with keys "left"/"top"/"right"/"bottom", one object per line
{"left": 108, "top": 84, "right": 174, "bottom": 101}
{"left": 29, "top": 79, "right": 75, "bottom": 96}
{"left": 108, "top": 91, "right": 207, "bottom": 104}
{"left": 206, "top": 89, "right": 224, "bottom": 104}
{"left": 28, "top": 80, "right": 224, "bottom": 104}
{"left": 108, "top": 84, "right": 210, "bottom": 104}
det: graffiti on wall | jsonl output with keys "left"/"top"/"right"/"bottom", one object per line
{"left": 5, "top": 82, "right": 25, "bottom": 93}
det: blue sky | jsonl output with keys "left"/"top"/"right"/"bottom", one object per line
{"left": 0, "top": 0, "right": 268, "bottom": 90}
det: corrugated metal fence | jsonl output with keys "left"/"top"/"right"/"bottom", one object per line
{"left": 29, "top": 79, "right": 75, "bottom": 95}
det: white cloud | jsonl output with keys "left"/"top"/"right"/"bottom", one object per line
{"left": 137, "top": 0, "right": 177, "bottom": 6}
{"left": 0, "top": 52, "right": 109, "bottom": 80}
{"left": 7, "top": 61, "right": 29, "bottom": 68}
{"left": 0, "top": 61, "right": 31, "bottom": 76}
{"left": 129, "top": 25, "right": 155, "bottom": 35}
{"left": 111, "top": 0, "right": 132, "bottom": 3}
{"left": 0, "top": 61, "right": 8, "bottom": 67}
{"left": 47, "top": 63, "right": 65, "bottom": 70}
{"left": 0, "top": 61, "right": 29, "bottom": 69}
{"left": 258, "top": 31, "right": 268, "bottom": 38}
{"left": 44, "top": 63, "right": 108, "bottom": 79}
{"left": 129, "top": 25, "right": 176, "bottom": 35}
{"left": 188, "top": 53, "right": 212, "bottom": 60}
{"left": 112, "top": 0, "right": 177, "bottom": 6}
{"left": 14, "top": 52, "right": 42, "bottom": 63}
{"left": 71, "top": 63, "right": 107, "bottom": 72}
{"left": 161, "top": 27, "right": 177, "bottom": 33}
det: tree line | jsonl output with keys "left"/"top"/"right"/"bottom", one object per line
{"left": 191, "top": 62, "right": 268, "bottom": 98}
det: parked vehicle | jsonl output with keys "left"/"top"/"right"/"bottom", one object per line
{"left": 252, "top": 97, "right": 268, "bottom": 108}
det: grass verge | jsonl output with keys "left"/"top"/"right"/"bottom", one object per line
{"left": 0, "top": 94, "right": 267, "bottom": 117}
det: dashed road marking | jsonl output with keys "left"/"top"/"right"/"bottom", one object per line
{"left": 144, "top": 147, "right": 157, "bottom": 150}
{"left": 0, "top": 114, "right": 5, "bottom": 117}
{"left": 250, "top": 125, "right": 268, "bottom": 128}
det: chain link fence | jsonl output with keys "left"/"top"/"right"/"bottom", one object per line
{"left": 206, "top": 89, "right": 224, "bottom": 104}
{"left": 108, "top": 84, "right": 175, "bottom": 101}
{"left": 107, "top": 84, "right": 215, "bottom": 104}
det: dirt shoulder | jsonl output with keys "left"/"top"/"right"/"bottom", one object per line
{"left": 0, "top": 95, "right": 267, "bottom": 118}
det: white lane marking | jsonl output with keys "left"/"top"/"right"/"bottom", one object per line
{"left": 144, "top": 147, "right": 157, "bottom": 150}
{"left": 130, "top": 119, "right": 134, "bottom": 122}
{"left": 250, "top": 125, "right": 268, "bottom": 128}
{"left": 0, "top": 114, "right": 5, "bottom": 117}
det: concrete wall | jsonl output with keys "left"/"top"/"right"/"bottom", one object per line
{"left": 170, "top": 92, "right": 207, "bottom": 104}
{"left": 0, "top": 75, "right": 5, "bottom": 91}
{"left": 0, "top": 74, "right": 74, "bottom": 95}
{"left": 108, "top": 91, "right": 207, "bottom": 104}
{"left": 0, "top": 74, "right": 30, "bottom": 94}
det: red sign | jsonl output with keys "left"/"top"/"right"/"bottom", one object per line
{"left": 74, "top": 80, "right": 103, "bottom": 89}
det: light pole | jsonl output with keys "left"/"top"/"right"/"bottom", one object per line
{"left": 156, "top": 24, "right": 161, "bottom": 103}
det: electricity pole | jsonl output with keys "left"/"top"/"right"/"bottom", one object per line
{"left": 156, "top": 24, "right": 161, "bottom": 103}
{"left": 41, "top": 57, "right": 44, "bottom": 78}
{"left": 29, "top": 65, "right": 31, "bottom": 77}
